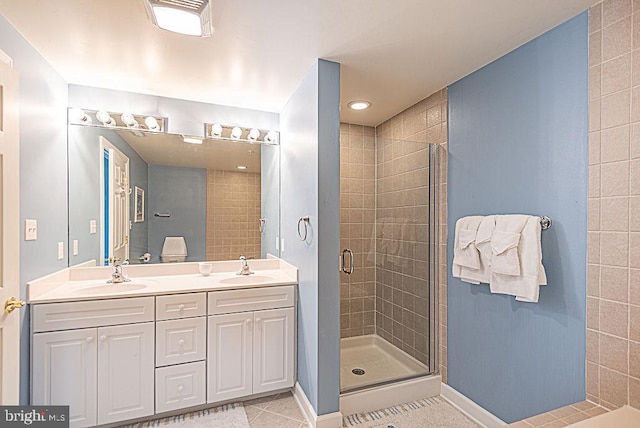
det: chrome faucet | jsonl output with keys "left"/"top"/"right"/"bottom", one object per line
{"left": 237, "top": 255, "right": 254, "bottom": 276}
{"left": 108, "top": 260, "right": 131, "bottom": 283}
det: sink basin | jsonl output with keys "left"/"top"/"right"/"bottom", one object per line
{"left": 71, "top": 280, "right": 156, "bottom": 295}
{"left": 219, "top": 275, "right": 277, "bottom": 285}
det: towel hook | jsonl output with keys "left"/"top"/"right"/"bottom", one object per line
{"left": 297, "top": 216, "right": 310, "bottom": 241}
{"left": 259, "top": 218, "right": 266, "bottom": 234}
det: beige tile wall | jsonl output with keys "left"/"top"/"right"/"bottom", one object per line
{"left": 205, "top": 169, "right": 261, "bottom": 261}
{"left": 374, "top": 89, "right": 448, "bottom": 369}
{"left": 587, "top": 0, "right": 640, "bottom": 410}
{"left": 339, "top": 123, "right": 377, "bottom": 338}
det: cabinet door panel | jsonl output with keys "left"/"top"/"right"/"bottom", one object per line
{"left": 32, "top": 329, "right": 97, "bottom": 428}
{"left": 253, "top": 307, "right": 294, "bottom": 394}
{"left": 97, "top": 322, "right": 154, "bottom": 425}
{"left": 207, "top": 313, "right": 252, "bottom": 403}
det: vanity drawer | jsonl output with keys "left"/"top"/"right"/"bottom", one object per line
{"left": 32, "top": 297, "right": 155, "bottom": 333}
{"left": 155, "top": 361, "right": 206, "bottom": 414}
{"left": 156, "top": 317, "right": 206, "bottom": 366}
{"left": 156, "top": 292, "right": 206, "bottom": 320}
{"left": 208, "top": 285, "right": 295, "bottom": 315}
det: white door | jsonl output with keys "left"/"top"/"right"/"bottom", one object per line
{"left": 207, "top": 313, "right": 253, "bottom": 403}
{"left": 97, "top": 322, "right": 154, "bottom": 425}
{"left": 101, "top": 138, "right": 129, "bottom": 264}
{"left": 253, "top": 307, "right": 294, "bottom": 394}
{"left": 32, "top": 329, "right": 98, "bottom": 427}
{"left": 0, "top": 54, "right": 21, "bottom": 404}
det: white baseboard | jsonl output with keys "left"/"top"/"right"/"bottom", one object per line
{"left": 292, "top": 382, "right": 343, "bottom": 428}
{"left": 440, "top": 383, "right": 507, "bottom": 428}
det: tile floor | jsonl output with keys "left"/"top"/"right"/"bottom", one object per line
{"left": 243, "top": 392, "right": 612, "bottom": 428}
{"left": 244, "top": 391, "right": 309, "bottom": 428}
{"left": 507, "top": 400, "right": 609, "bottom": 427}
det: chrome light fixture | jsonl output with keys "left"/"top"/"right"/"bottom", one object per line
{"left": 69, "top": 107, "right": 92, "bottom": 124}
{"left": 121, "top": 113, "right": 139, "bottom": 128}
{"left": 230, "top": 126, "right": 243, "bottom": 140}
{"left": 210, "top": 123, "right": 223, "bottom": 137}
{"left": 247, "top": 128, "right": 260, "bottom": 142}
{"left": 144, "top": 116, "right": 160, "bottom": 131}
{"left": 264, "top": 131, "right": 278, "bottom": 144}
{"left": 143, "top": 0, "right": 213, "bottom": 37}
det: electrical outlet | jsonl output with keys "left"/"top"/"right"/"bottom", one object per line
{"left": 57, "top": 242, "right": 64, "bottom": 260}
{"left": 25, "top": 219, "right": 37, "bottom": 240}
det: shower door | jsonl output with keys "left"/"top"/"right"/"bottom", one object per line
{"left": 339, "top": 123, "right": 439, "bottom": 393}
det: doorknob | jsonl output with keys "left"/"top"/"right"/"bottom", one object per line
{"left": 4, "top": 297, "right": 25, "bottom": 314}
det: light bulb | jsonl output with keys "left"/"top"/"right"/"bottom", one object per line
{"left": 121, "top": 113, "right": 139, "bottom": 128}
{"left": 96, "top": 110, "right": 115, "bottom": 126}
{"left": 230, "top": 126, "right": 243, "bottom": 140}
{"left": 144, "top": 116, "right": 159, "bottom": 131}
{"left": 247, "top": 128, "right": 260, "bottom": 141}
{"left": 211, "top": 123, "right": 223, "bottom": 137}
{"left": 264, "top": 131, "right": 278, "bottom": 144}
{"left": 69, "top": 107, "right": 91, "bottom": 124}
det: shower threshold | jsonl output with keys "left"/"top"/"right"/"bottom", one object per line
{"left": 340, "top": 334, "right": 429, "bottom": 392}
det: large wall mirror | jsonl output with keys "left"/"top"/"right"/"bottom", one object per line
{"left": 68, "top": 123, "right": 280, "bottom": 266}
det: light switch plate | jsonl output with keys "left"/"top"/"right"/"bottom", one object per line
{"left": 73, "top": 240, "right": 78, "bottom": 256}
{"left": 25, "top": 219, "right": 37, "bottom": 241}
{"left": 275, "top": 237, "right": 279, "bottom": 251}
{"left": 281, "top": 238, "right": 285, "bottom": 253}
{"left": 90, "top": 220, "right": 97, "bottom": 234}
{"left": 57, "top": 242, "right": 64, "bottom": 260}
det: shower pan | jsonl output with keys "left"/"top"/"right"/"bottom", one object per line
{"left": 338, "top": 123, "right": 441, "bottom": 408}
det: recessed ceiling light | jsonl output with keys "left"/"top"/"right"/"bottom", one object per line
{"left": 144, "top": 0, "right": 213, "bottom": 37}
{"left": 237, "top": 165, "right": 247, "bottom": 170}
{"left": 348, "top": 101, "right": 371, "bottom": 111}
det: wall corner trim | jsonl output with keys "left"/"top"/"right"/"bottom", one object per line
{"left": 441, "top": 383, "right": 507, "bottom": 427}
{"left": 293, "top": 382, "right": 343, "bottom": 428}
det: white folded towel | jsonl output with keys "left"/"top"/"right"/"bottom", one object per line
{"left": 489, "top": 215, "right": 547, "bottom": 302}
{"left": 452, "top": 216, "right": 484, "bottom": 284}
{"left": 490, "top": 215, "right": 528, "bottom": 276}
{"left": 467, "top": 215, "right": 495, "bottom": 284}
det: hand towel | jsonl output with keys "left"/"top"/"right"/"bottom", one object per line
{"left": 490, "top": 215, "right": 528, "bottom": 276}
{"left": 490, "top": 215, "right": 547, "bottom": 302}
{"left": 459, "top": 215, "right": 495, "bottom": 284}
{"left": 452, "top": 215, "right": 484, "bottom": 284}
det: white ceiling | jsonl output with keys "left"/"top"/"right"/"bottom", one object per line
{"left": 0, "top": 0, "right": 595, "bottom": 126}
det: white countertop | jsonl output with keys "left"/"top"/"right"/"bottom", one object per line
{"left": 28, "top": 258, "right": 298, "bottom": 304}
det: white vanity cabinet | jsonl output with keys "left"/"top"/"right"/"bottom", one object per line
{"left": 30, "top": 280, "right": 297, "bottom": 428}
{"left": 207, "top": 286, "right": 295, "bottom": 403}
{"left": 31, "top": 297, "right": 155, "bottom": 428}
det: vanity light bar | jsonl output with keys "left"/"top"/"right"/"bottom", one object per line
{"left": 204, "top": 123, "right": 279, "bottom": 145}
{"left": 67, "top": 108, "right": 167, "bottom": 133}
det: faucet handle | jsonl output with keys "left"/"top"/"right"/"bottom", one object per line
{"left": 239, "top": 255, "right": 246, "bottom": 261}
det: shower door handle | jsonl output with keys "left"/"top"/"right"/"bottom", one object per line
{"left": 341, "top": 249, "right": 354, "bottom": 275}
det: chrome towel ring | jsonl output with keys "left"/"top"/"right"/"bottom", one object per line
{"left": 297, "top": 216, "right": 310, "bottom": 241}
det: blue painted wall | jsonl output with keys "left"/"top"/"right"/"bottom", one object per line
{"left": 68, "top": 126, "right": 149, "bottom": 266}
{"left": 147, "top": 165, "right": 207, "bottom": 263}
{"left": 447, "top": 13, "right": 588, "bottom": 423}
{"left": 280, "top": 59, "right": 341, "bottom": 415}
{"left": 0, "top": 14, "right": 70, "bottom": 404}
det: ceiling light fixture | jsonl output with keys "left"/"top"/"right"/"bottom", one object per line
{"left": 182, "top": 136, "right": 203, "bottom": 145}
{"left": 143, "top": 0, "right": 213, "bottom": 37}
{"left": 347, "top": 101, "right": 371, "bottom": 111}
{"left": 237, "top": 165, "right": 247, "bottom": 170}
